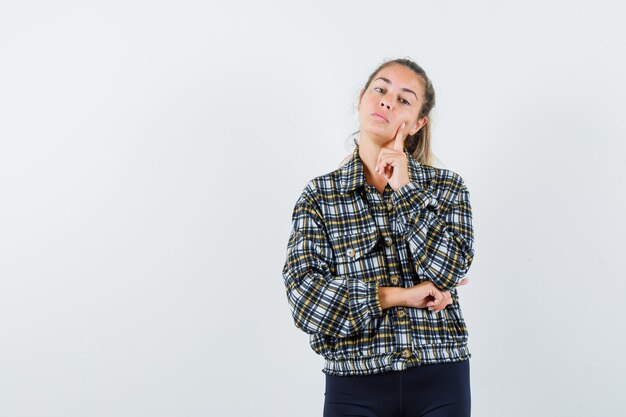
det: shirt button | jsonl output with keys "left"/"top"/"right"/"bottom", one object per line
{"left": 346, "top": 248, "right": 356, "bottom": 258}
{"left": 397, "top": 309, "right": 406, "bottom": 318}
{"left": 384, "top": 236, "right": 393, "bottom": 246}
{"left": 387, "top": 202, "right": 393, "bottom": 211}
{"left": 390, "top": 276, "right": 400, "bottom": 285}
{"left": 401, "top": 349, "right": 411, "bottom": 359}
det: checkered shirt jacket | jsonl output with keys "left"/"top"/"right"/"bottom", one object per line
{"left": 282, "top": 144, "right": 475, "bottom": 376}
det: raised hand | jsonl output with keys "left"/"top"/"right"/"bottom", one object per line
{"left": 374, "top": 121, "right": 411, "bottom": 191}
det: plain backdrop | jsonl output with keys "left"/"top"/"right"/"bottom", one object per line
{"left": 1, "top": 1, "right": 625, "bottom": 416}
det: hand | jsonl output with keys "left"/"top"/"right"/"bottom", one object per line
{"left": 404, "top": 280, "right": 444, "bottom": 310}
{"left": 404, "top": 278, "right": 470, "bottom": 313}
{"left": 425, "top": 278, "right": 469, "bottom": 312}
{"left": 374, "top": 121, "right": 412, "bottom": 191}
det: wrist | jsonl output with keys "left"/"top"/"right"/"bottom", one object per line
{"left": 393, "top": 179, "right": 411, "bottom": 192}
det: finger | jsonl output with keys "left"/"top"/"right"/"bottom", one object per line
{"left": 381, "top": 162, "right": 389, "bottom": 177}
{"left": 378, "top": 151, "right": 391, "bottom": 177}
{"left": 435, "top": 292, "right": 448, "bottom": 306}
{"left": 393, "top": 122, "right": 406, "bottom": 151}
{"left": 376, "top": 151, "right": 384, "bottom": 175}
{"left": 385, "top": 164, "right": 393, "bottom": 179}
{"left": 428, "top": 289, "right": 443, "bottom": 309}
{"left": 428, "top": 302, "right": 442, "bottom": 311}
{"left": 440, "top": 295, "right": 452, "bottom": 310}
{"left": 434, "top": 294, "right": 450, "bottom": 312}
{"left": 426, "top": 291, "right": 446, "bottom": 311}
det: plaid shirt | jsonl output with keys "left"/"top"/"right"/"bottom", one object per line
{"left": 282, "top": 144, "right": 475, "bottom": 376}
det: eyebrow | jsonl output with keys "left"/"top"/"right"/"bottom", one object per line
{"left": 374, "top": 77, "right": 419, "bottom": 101}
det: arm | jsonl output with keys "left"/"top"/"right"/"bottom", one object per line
{"left": 282, "top": 182, "right": 383, "bottom": 339}
{"left": 390, "top": 175, "right": 475, "bottom": 291}
{"left": 378, "top": 287, "right": 407, "bottom": 310}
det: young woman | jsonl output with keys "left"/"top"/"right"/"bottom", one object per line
{"left": 282, "top": 58, "right": 475, "bottom": 417}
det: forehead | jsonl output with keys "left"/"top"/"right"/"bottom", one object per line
{"left": 373, "top": 64, "right": 425, "bottom": 92}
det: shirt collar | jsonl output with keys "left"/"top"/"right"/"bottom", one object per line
{"left": 338, "top": 144, "right": 424, "bottom": 194}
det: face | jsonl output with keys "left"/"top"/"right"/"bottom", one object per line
{"left": 357, "top": 63, "right": 428, "bottom": 147}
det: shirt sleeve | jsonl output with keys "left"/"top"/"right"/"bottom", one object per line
{"left": 282, "top": 182, "right": 383, "bottom": 339}
{"left": 390, "top": 176, "right": 475, "bottom": 291}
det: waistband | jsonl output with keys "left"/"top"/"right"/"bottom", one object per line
{"left": 322, "top": 344, "right": 471, "bottom": 376}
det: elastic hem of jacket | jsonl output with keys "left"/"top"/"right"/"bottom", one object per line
{"left": 321, "top": 344, "right": 471, "bottom": 376}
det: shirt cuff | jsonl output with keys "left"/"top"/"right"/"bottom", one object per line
{"left": 391, "top": 181, "right": 440, "bottom": 212}
{"left": 349, "top": 278, "right": 383, "bottom": 324}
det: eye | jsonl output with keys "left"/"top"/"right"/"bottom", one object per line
{"left": 373, "top": 87, "right": 410, "bottom": 106}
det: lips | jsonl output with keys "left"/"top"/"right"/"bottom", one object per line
{"left": 372, "top": 112, "right": 388, "bottom": 122}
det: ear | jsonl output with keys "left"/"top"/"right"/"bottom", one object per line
{"left": 409, "top": 116, "right": 428, "bottom": 136}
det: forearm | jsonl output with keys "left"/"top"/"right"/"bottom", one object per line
{"left": 379, "top": 281, "right": 459, "bottom": 311}
{"left": 378, "top": 286, "right": 407, "bottom": 309}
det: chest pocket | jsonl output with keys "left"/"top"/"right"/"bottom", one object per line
{"left": 329, "top": 227, "right": 383, "bottom": 280}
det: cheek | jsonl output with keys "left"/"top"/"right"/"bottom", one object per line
{"left": 364, "top": 93, "right": 379, "bottom": 105}
{"left": 405, "top": 110, "right": 420, "bottom": 123}
{"left": 360, "top": 96, "right": 377, "bottom": 113}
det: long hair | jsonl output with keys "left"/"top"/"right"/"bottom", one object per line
{"left": 342, "top": 57, "right": 439, "bottom": 168}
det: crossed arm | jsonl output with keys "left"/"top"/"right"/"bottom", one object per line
{"left": 282, "top": 176, "right": 474, "bottom": 339}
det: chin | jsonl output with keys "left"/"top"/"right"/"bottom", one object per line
{"left": 363, "top": 126, "right": 390, "bottom": 140}
{"left": 362, "top": 123, "right": 389, "bottom": 136}
{"left": 360, "top": 136, "right": 392, "bottom": 150}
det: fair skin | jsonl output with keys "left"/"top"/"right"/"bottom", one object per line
{"left": 357, "top": 63, "right": 469, "bottom": 312}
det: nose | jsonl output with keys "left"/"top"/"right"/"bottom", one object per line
{"left": 380, "top": 101, "right": 391, "bottom": 110}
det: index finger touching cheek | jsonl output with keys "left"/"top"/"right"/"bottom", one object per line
{"left": 393, "top": 122, "right": 406, "bottom": 151}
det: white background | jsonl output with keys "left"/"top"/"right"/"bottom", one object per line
{"left": 1, "top": 1, "right": 625, "bottom": 416}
